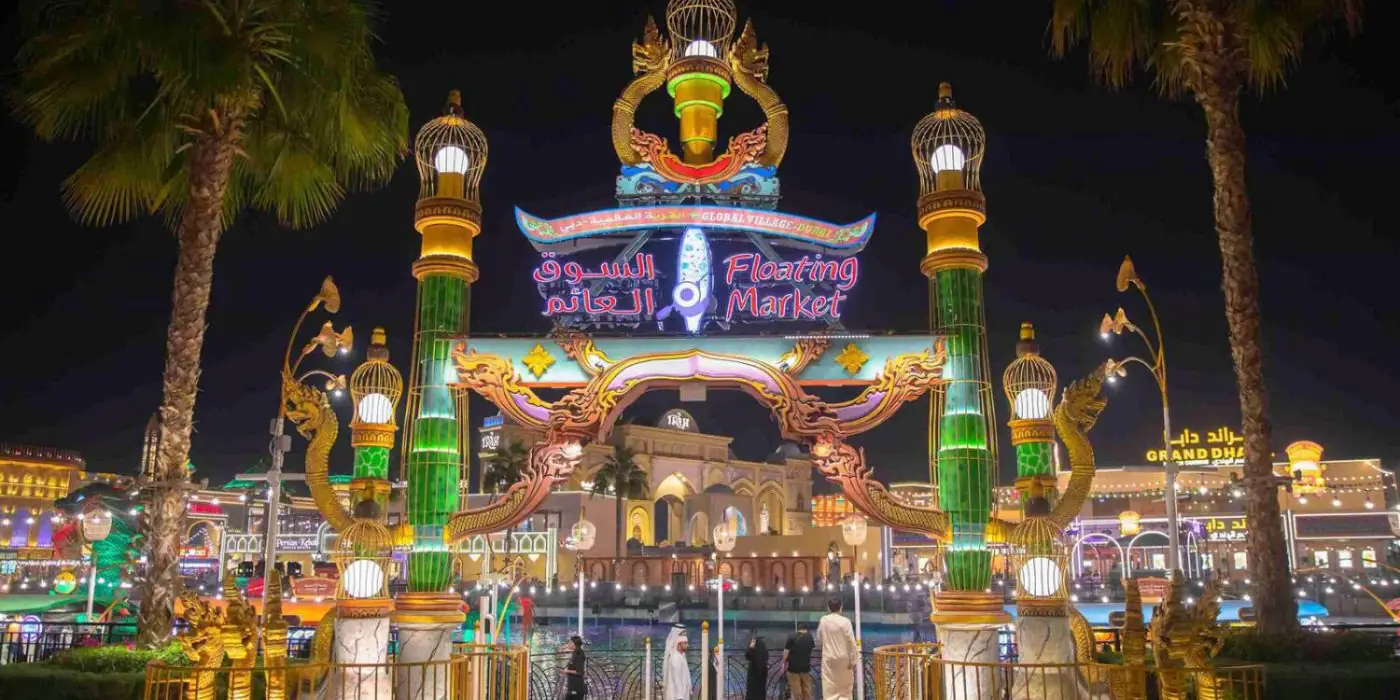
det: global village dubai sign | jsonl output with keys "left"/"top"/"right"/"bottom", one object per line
{"left": 520, "top": 205, "right": 872, "bottom": 333}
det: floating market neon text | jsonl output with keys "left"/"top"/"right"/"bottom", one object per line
{"left": 532, "top": 252, "right": 860, "bottom": 323}
{"left": 722, "top": 254, "right": 857, "bottom": 322}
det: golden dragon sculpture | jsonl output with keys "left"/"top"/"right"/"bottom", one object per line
{"left": 284, "top": 368, "right": 353, "bottom": 532}
{"left": 219, "top": 572, "right": 259, "bottom": 700}
{"left": 1151, "top": 574, "right": 1228, "bottom": 700}
{"left": 1047, "top": 363, "right": 1110, "bottom": 529}
{"left": 177, "top": 590, "right": 227, "bottom": 700}
{"left": 729, "top": 20, "right": 788, "bottom": 167}
{"left": 612, "top": 16, "right": 670, "bottom": 166}
{"left": 443, "top": 438, "right": 585, "bottom": 544}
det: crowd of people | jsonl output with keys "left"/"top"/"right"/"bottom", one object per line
{"left": 566, "top": 597, "right": 862, "bottom": 700}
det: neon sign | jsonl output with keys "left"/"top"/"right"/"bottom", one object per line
{"left": 722, "top": 253, "right": 857, "bottom": 322}
{"left": 530, "top": 227, "right": 861, "bottom": 333}
{"left": 1144, "top": 426, "right": 1246, "bottom": 467}
{"left": 516, "top": 205, "right": 876, "bottom": 252}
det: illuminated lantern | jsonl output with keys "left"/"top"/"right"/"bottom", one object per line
{"left": 1009, "top": 516, "right": 1068, "bottom": 611}
{"left": 1119, "top": 510, "right": 1142, "bottom": 537}
{"left": 333, "top": 519, "right": 392, "bottom": 602}
{"left": 571, "top": 515, "right": 597, "bottom": 553}
{"left": 913, "top": 82, "right": 986, "bottom": 200}
{"left": 841, "top": 514, "right": 868, "bottom": 548}
{"left": 1003, "top": 323, "right": 1060, "bottom": 508}
{"left": 81, "top": 508, "right": 111, "bottom": 543}
{"left": 348, "top": 327, "right": 403, "bottom": 518}
{"left": 712, "top": 522, "right": 736, "bottom": 553}
{"left": 1287, "top": 441, "right": 1326, "bottom": 494}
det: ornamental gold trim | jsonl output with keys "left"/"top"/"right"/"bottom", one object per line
{"left": 921, "top": 248, "right": 989, "bottom": 275}
{"left": 521, "top": 344, "right": 557, "bottom": 379}
{"left": 337, "top": 599, "right": 393, "bottom": 618}
{"left": 834, "top": 343, "right": 869, "bottom": 375}
{"left": 414, "top": 197, "right": 482, "bottom": 233}
{"left": 1009, "top": 419, "right": 1054, "bottom": 444}
{"left": 412, "top": 256, "right": 479, "bottom": 283}
{"left": 665, "top": 56, "right": 733, "bottom": 87}
{"left": 930, "top": 590, "right": 1011, "bottom": 624}
{"left": 917, "top": 190, "right": 987, "bottom": 225}
{"left": 350, "top": 425, "right": 397, "bottom": 449}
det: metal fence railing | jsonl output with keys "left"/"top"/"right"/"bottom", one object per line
{"left": 143, "top": 646, "right": 529, "bottom": 700}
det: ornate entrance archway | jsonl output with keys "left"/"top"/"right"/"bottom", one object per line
{"left": 443, "top": 335, "right": 952, "bottom": 543}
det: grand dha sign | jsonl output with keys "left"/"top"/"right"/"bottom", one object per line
{"left": 1145, "top": 426, "right": 1245, "bottom": 467}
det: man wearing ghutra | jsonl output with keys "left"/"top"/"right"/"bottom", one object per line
{"left": 662, "top": 625, "right": 692, "bottom": 700}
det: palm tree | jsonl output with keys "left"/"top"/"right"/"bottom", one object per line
{"left": 12, "top": 0, "right": 408, "bottom": 645}
{"left": 589, "top": 445, "right": 650, "bottom": 571}
{"left": 1049, "top": 0, "right": 1359, "bottom": 635}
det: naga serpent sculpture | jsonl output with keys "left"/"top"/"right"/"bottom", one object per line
{"left": 1151, "top": 576, "right": 1228, "bottom": 700}
{"left": 285, "top": 368, "right": 354, "bottom": 532}
{"left": 612, "top": 16, "right": 671, "bottom": 167}
{"left": 177, "top": 590, "right": 227, "bottom": 700}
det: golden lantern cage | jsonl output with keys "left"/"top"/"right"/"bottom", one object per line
{"left": 333, "top": 518, "right": 394, "bottom": 605}
{"left": 1002, "top": 323, "right": 1057, "bottom": 423}
{"left": 349, "top": 327, "right": 404, "bottom": 430}
{"left": 414, "top": 90, "right": 488, "bottom": 206}
{"left": 911, "top": 82, "right": 986, "bottom": 200}
{"left": 666, "top": 0, "right": 739, "bottom": 61}
{"left": 1008, "top": 515, "right": 1069, "bottom": 614}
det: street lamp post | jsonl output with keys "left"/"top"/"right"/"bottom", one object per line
{"left": 572, "top": 513, "right": 596, "bottom": 638}
{"left": 713, "top": 522, "right": 737, "bottom": 700}
{"left": 81, "top": 507, "right": 112, "bottom": 620}
{"left": 841, "top": 515, "right": 869, "bottom": 700}
{"left": 1101, "top": 256, "right": 1181, "bottom": 573}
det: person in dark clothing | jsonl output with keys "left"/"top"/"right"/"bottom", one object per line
{"left": 745, "top": 635, "right": 769, "bottom": 700}
{"left": 783, "top": 625, "right": 816, "bottom": 700}
{"left": 563, "top": 635, "right": 586, "bottom": 699}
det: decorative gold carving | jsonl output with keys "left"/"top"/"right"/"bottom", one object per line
{"left": 665, "top": 56, "right": 732, "bottom": 85}
{"left": 449, "top": 344, "right": 945, "bottom": 541}
{"left": 283, "top": 369, "right": 354, "bottom": 532}
{"left": 177, "top": 590, "right": 226, "bottom": 700}
{"left": 611, "top": 16, "right": 788, "bottom": 172}
{"left": 443, "top": 438, "right": 584, "bottom": 543}
{"left": 219, "top": 573, "right": 258, "bottom": 700}
{"left": 553, "top": 328, "right": 614, "bottom": 376}
{"left": 1048, "top": 364, "right": 1110, "bottom": 529}
{"left": 1115, "top": 579, "right": 1149, "bottom": 700}
{"left": 414, "top": 196, "right": 483, "bottom": 233}
{"left": 730, "top": 20, "right": 788, "bottom": 167}
{"left": 521, "top": 344, "right": 557, "bottom": 379}
{"left": 775, "top": 337, "right": 830, "bottom": 375}
{"left": 350, "top": 424, "right": 397, "bottom": 449}
{"left": 263, "top": 574, "right": 288, "bottom": 700}
{"left": 338, "top": 598, "right": 393, "bottom": 618}
{"left": 1151, "top": 573, "right": 1227, "bottom": 700}
{"left": 629, "top": 124, "right": 768, "bottom": 185}
{"left": 613, "top": 16, "right": 671, "bottom": 166}
{"left": 834, "top": 343, "right": 870, "bottom": 375}
{"left": 812, "top": 434, "right": 948, "bottom": 540}
{"left": 929, "top": 590, "right": 1009, "bottom": 624}
{"left": 917, "top": 190, "right": 987, "bottom": 223}
{"left": 1009, "top": 418, "right": 1054, "bottom": 444}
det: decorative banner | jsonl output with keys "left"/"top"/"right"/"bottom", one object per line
{"left": 1144, "top": 426, "right": 1245, "bottom": 467}
{"left": 291, "top": 576, "right": 337, "bottom": 598}
{"left": 517, "top": 205, "right": 876, "bottom": 253}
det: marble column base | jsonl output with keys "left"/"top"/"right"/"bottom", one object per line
{"left": 332, "top": 616, "right": 391, "bottom": 700}
{"left": 936, "top": 623, "right": 1001, "bottom": 700}
{"left": 395, "top": 622, "right": 457, "bottom": 700}
{"left": 1012, "top": 616, "right": 1085, "bottom": 700}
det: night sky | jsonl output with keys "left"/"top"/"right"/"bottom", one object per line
{"left": 1, "top": 3, "right": 1396, "bottom": 489}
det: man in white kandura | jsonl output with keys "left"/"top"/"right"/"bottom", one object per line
{"left": 817, "top": 597, "right": 858, "bottom": 700}
{"left": 663, "top": 624, "right": 692, "bottom": 700}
